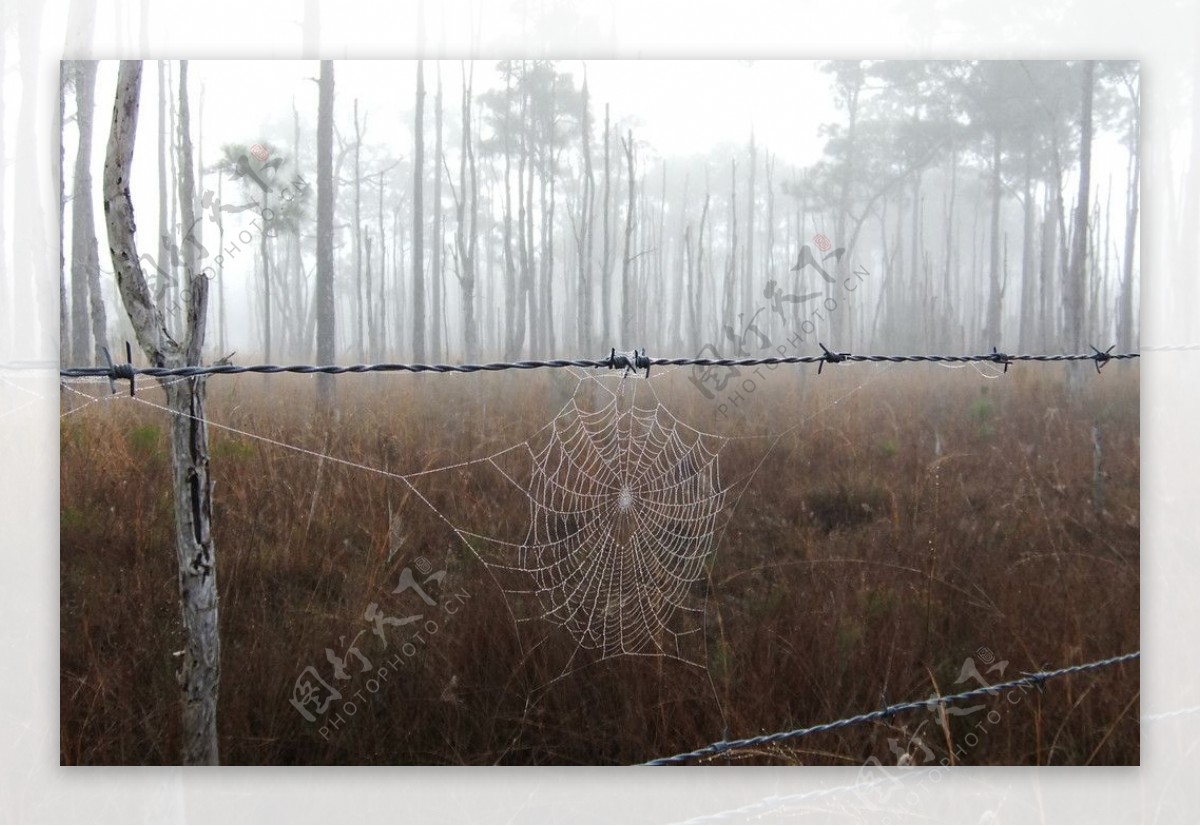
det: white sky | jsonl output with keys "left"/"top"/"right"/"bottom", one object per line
{"left": 151, "top": 59, "right": 836, "bottom": 168}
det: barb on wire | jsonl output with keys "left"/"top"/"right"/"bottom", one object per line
{"left": 60, "top": 343, "right": 1141, "bottom": 387}
{"left": 641, "top": 650, "right": 1139, "bottom": 766}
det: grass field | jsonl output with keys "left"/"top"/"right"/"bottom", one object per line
{"left": 59, "top": 363, "right": 1139, "bottom": 765}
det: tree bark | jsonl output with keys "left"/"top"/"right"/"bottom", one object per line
{"left": 501, "top": 66, "right": 517, "bottom": 359}
{"left": 620, "top": 131, "right": 636, "bottom": 345}
{"left": 70, "top": 61, "right": 105, "bottom": 366}
{"left": 412, "top": 60, "right": 427, "bottom": 361}
{"left": 155, "top": 60, "right": 171, "bottom": 319}
{"left": 316, "top": 60, "right": 336, "bottom": 407}
{"left": 724, "top": 159, "right": 738, "bottom": 327}
{"left": 601, "top": 104, "right": 612, "bottom": 346}
{"left": 353, "top": 98, "right": 364, "bottom": 361}
{"left": 577, "top": 72, "right": 595, "bottom": 353}
{"left": 985, "top": 125, "right": 1003, "bottom": 347}
{"left": 432, "top": 65, "right": 444, "bottom": 362}
{"left": 1018, "top": 134, "right": 1036, "bottom": 352}
{"left": 60, "top": 64, "right": 70, "bottom": 366}
{"left": 456, "top": 61, "right": 479, "bottom": 361}
{"left": 104, "top": 59, "right": 219, "bottom": 766}
{"left": 744, "top": 133, "right": 756, "bottom": 326}
{"left": 1066, "top": 61, "right": 1095, "bottom": 355}
{"left": 1118, "top": 75, "right": 1140, "bottom": 353}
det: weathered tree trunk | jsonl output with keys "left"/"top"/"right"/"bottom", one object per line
{"left": 104, "top": 59, "right": 219, "bottom": 766}
{"left": 259, "top": 176, "right": 271, "bottom": 363}
{"left": 432, "top": 65, "right": 444, "bottom": 362}
{"left": 501, "top": 68, "right": 518, "bottom": 360}
{"left": 744, "top": 132, "right": 756, "bottom": 325}
{"left": 377, "top": 168, "right": 387, "bottom": 360}
{"left": 1018, "top": 135, "right": 1036, "bottom": 352}
{"left": 943, "top": 142, "right": 958, "bottom": 351}
{"left": 456, "top": 61, "right": 479, "bottom": 361}
{"left": 724, "top": 159, "right": 738, "bottom": 328}
{"left": 1039, "top": 186, "right": 1057, "bottom": 350}
{"left": 601, "top": 104, "right": 612, "bottom": 346}
{"left": 539, "top": 78, "right": 557, "bottom": 355}
{"left": 316, "top": 60, "right": 336, "bottom": 407}
{"left": 216, "top": 171, "right": 227, "bottom": 355}
{"left": 60, "top": 64, "right": 70, "bottom": 366}
{"left": 1118, "top": 76, "right": 1140, "bottom": 353}
{"left": 671, "top": 173, "right": 689, "bottom": 350}
{"left": 353, "top": 98, "right": 364, "bottom": 361}
{"left": 523, "top": 76, "right": 538, "bottom": 355}
{"left": 1066, "top": 61, "right": 1095, "bottom": 356}
{"left": 412, "top": 60, "right": 427, "bottom": 361}
{"left": 70, "top": 61, "right": 105, "bottom": 366}
{"left": 695, "top": 190, "right": 710, "bottom": 348}
{"left": 577, "top": 73, "right": 595, "bottom": 353}
{"left": 155, "top": 60, "right": 171, "bottom": 316}
{"left": 833, "top": 65, "right": 861, "bottom": 347}
{"left": 620, "top": 131, "right": 636, "bottom": 345}
{"left": 986, "top": 125, "right": 1003, "bottom": 347}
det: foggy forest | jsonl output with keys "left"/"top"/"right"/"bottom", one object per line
{"left": 59, "top": 59, "right": 1140, "bottom": 370}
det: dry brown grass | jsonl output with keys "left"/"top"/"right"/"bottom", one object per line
{"left": 60, "top": 363, "right": 1139, "bottom": 765}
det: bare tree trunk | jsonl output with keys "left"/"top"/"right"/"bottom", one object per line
{"left": 1039, "top": 187, "right": 1056, "bottom": 350}
{"left": 523, "top": 74, "right": 537, "bottom": 355}
{"left": 577, "top": 72, "right": 594, "bottom": 353}
{"left": 943, "top": 142, "right": 958, "bottom": 351}
{"left": 353, "top": 98, "right": 364, "bottom": 361}
{"left": 316, "top": 60, "right": 336, "bottom": 406}
{"left": 1118, "top": 76, "right": 1140, "bottom": 353}
{"left": 620, "top": 130, "right": 636, "bottom": 345}
{"left": 1066, "top": 61, "right": 1095, "bottom": 356}
{"left": 1019, "top": 135, "right": 1036, "bottom": 352}
{"left": 104, "top": 59, "right": 219, "bottom": 765}
{"left": 601, "top": 104, "right": 611, "bottom": 346}
{"left": 68, "top": 61, "right": 99, "bottom": 366}
{"left": 377, "top": 168, "right": 387, "bottom": 360}
{"left": 671, "top": 173, "right": 689, "bottom": 350}
{"left": 694, "top": 190, "right": 710, "bottom": 348}
{"left": 501, "top": 67, "right": 518, "bottom": 359}
{"left": 217, "top": 172, "right": 227, "bottom": 355}
{"left": 455, "top": 61, "right": 479, "bottom": 361}
{"left": 539, "top": 78, "right": 556, "bottom": 355}
{"left": 744, "top": 132, "right": 756, "bottom": 324}
{"left": 723, "top": 159, "right": 738, "bottom": 327}
{"left": 432, "top": 65, "right": 444, "bottom": 362}
{"left": 60, "top": 64, "right": 70, "bottom": 365}
{"left": 986, "top": 125, "right": 1003, "bottom": 347}
{"left": 155, "top": 61, "right": 171, "bottom": 316}
{"left": 412, "top": 60, "right": 427, "bottom": 361}
{"left": 512, "top": 67, "right": 530, "bottom": 357}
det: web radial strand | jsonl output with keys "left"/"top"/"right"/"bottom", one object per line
{"left": 518, "top": 394, "right": 725, "bottom": 659}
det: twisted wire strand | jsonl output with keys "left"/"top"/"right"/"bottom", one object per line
{"left": 642, "top": 650, "right": 1140, "bottom": 766}
{"left": 58, "top": 346, "right": 1140, "bottom": 384}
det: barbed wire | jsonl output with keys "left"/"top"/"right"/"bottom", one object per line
{"left": 642, "top": 650, "right": 1139, "bottom": 766}
{"left": 58, "top": 343, "right": 1140, "bottom": 394}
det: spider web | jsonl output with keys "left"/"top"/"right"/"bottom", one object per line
{"left": 516, "top": 378, "right": 724, "bottom": 661}
{"left": 405, "top": 370, "right": 731, "bottom": 671}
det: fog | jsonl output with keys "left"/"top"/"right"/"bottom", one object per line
{"left": 61, "top": 59, "right": 1139, "bottom": 368}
